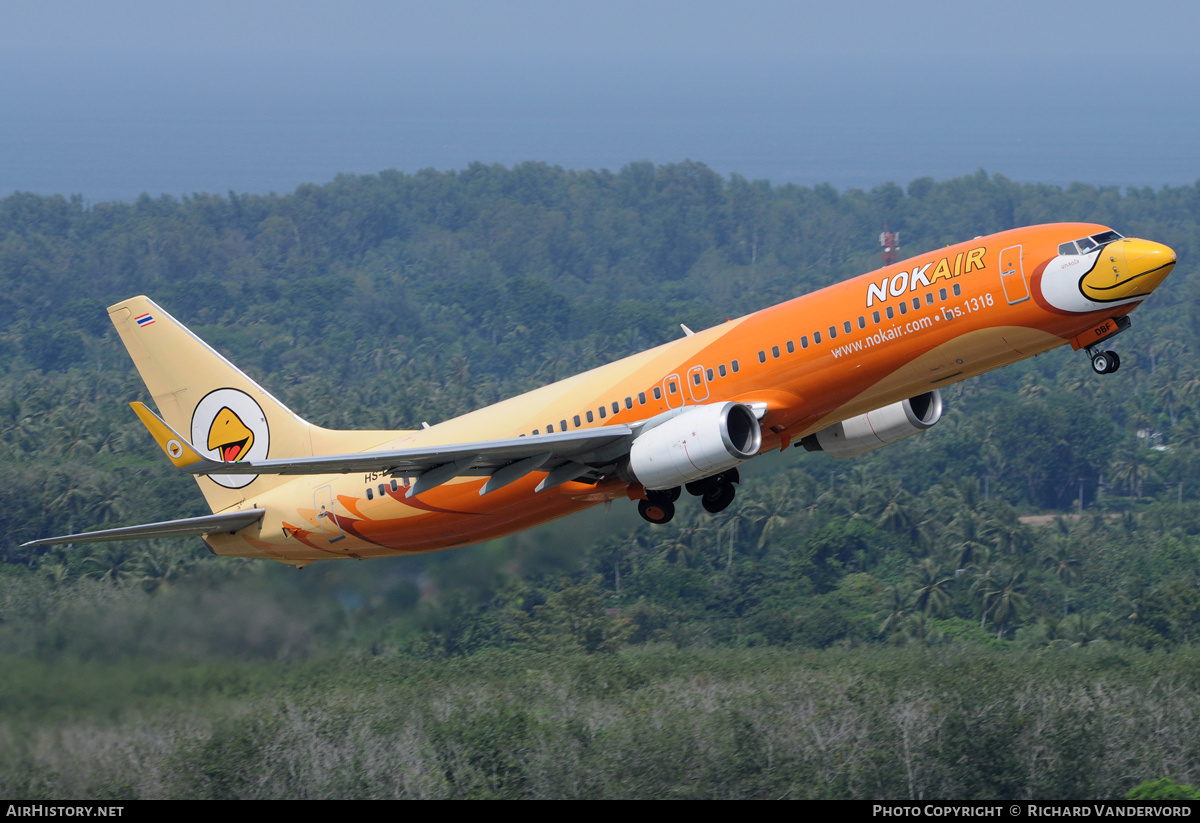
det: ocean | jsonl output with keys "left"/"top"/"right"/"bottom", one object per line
{"left": 2, "top": 51, "right": 1197, "bottom": 203}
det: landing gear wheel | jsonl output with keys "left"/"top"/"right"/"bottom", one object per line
{"left": 701, "top": 481, "right": 737, "bottom": 514}
{"left": 686, "top": 477, "right": 718, "bottom": 497}
{"left": 638, "top": 499, "right": 675, "bottom": 524}
{"left": 1107, "top": 350, "right": 1121, "bottom": 373}
{"left": 1091, "top": 351, "right": 1115, "bottom": 375}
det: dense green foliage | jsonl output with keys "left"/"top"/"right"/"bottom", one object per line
{"left": 2, "top": 164, "right": 1200, "bottom": 798}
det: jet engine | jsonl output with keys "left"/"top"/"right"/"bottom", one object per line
{"left": 799, "top": 390, "right": 943, "bottom": 459}
{"left": 628, "top": 402, "right": 762, "bottom": 489}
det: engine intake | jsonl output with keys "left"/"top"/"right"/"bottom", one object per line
{"left": 800, "top": 390, "right": 943, "bottom": 459}
{"left": 628, "top": 402, "right": 762, "bottom": 489}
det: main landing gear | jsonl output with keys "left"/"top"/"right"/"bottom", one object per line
{"left": 636, "top": 470, "right": 742, "bottom": 524}
{"left": 638, "top": 486, "right": 680, "bottom": 524}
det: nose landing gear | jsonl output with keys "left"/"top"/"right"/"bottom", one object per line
{"left": 1077, "top": 315, "right": 1130, "bottom": 376}
{"left": 1090, "top": 349, "right": 1121, "bottom": 375}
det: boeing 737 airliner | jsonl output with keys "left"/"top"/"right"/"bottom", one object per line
{"left": 24, "top": 223, "right": 1177, "bottom": 567}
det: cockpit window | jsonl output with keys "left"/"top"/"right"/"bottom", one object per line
{"left": 1067, "top": 230, "right": 1124, "bottom": 255}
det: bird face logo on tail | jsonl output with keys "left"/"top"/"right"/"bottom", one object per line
{"left": 191, "top": 388, "right": 271, "bottom": 489}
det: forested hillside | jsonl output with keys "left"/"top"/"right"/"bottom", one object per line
{"left": 2, "top": 164, "right": 1199, "bottom": 798}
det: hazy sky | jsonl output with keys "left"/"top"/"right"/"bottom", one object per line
{"left": 5, "top": 0, "right": 1196, "bottom": 57}
{"left": 3, "top": 1, "right": 1198, "bottom": 199}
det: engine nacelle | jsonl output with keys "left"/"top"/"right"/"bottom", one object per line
{"left": 628, "top": 402, "right": 762, "bottom": 489}
{"left": 800, "top": 390, "right": 943, "bottom": 459}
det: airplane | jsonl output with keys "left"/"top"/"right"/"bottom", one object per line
{"left": 22, "top": 223, "right": 1177, "bottom": 568}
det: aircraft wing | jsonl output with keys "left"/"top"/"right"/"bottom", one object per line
{"left": 130, "top": 402, "right": 634, "bottom": 494}
{"left": 20, "top": 509, "right": 267, "bottom": 549}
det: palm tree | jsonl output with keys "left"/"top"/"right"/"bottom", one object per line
{"left": 909, "top": 558, "right": 954, "bottom": 617}
{"left": 877, "top": 583, "right": 912, "bottom": 638}
{"left": 1109, "top": 438, "right": 1157, "bottom": 498}
{"left": 1044, "top": 541, "right": 1081, "bottom": 593}
{"left": 973, "top": 566, "right": 1026, "bottom": 638}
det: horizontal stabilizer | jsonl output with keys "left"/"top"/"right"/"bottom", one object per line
{"left": 20, "top": 509, "right": 266, "bottom": 548}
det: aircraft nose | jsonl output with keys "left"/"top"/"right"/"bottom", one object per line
{"left": 1080, "top": 238, "right": 1176, "bottom": 302}
{"left": 1123, "top": 238, "right": 1176, "bottom": 273}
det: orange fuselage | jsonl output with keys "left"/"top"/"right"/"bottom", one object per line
{"left": 210, "top": 223, "right": 1176, "bottom": 564}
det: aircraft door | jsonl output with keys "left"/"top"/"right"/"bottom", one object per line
{"left": 687, "top": 365, "right": 710, "bottom": 402}
{"left": 999, "top": 245, "right": 1030, "bottom": 304}
{"left": 662, "top": 373, "right": 683, "bottom": 409}
{"left": 314, "top": 485, "right": 345, "bottom": 543}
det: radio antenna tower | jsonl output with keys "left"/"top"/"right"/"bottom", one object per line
{"left": 880, "top": 223, "right": 900, "bottom": 267}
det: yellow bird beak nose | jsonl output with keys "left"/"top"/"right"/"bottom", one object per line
{"left": 1080, "top": 238, "right": 1176, "bottom": 302}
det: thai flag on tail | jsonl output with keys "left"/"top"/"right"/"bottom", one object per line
{"left": 135, "top": 313, "right": 155, "bottom": 327}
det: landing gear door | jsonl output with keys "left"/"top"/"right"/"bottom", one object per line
{"left": 999, "top": 245, "right": 1030, "bottom": 305}
{"left": 314, "top": 485, "right": 345, "bottom": 543}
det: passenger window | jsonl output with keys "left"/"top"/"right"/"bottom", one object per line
{"left": 653, "top": 387, "right": 662, "bottom": 400}
{"left": 693, "top": 372, "right": 702, "bottom": 385}
{"left": 858, "top": 316, "right": 866, "bottom": 329}
{"left": 586, "top": 410, "right": 594, "bottom": 422}
{"left": 574, "top": 414, "right": 581, "bottom": 427}
{"left": 638, "top": 392, "right": 646, "bottom": 405}
{"left": 801, "top": 336, "right": 809, "bottom": 349}
{"left": 758, "top": 350, "right": 766, "bottom": 363}
{"left": 925, "top": 293, "right": 933, "bottom": 306}
{"left": 706, "top": 368, "right": 714, "bottom": 381}
{"left": 547, "top": 423, "right": 554, "bottom": 433}
{"left": 814, "top": 331, "right": 822, "bottom": 344}
{"left": 939, "top": 288, "right": 947, "bottom": 301}
{"left": 718, "top": 364, "right": 727, "bottom": 377}
{"left": 366, "top": 488, "right": 374, "bottom": 501}
{"left": 533, "top": 428, "right": 540, "bottom": 435}
{"left": 872, "top": 310, "right": 880, "bottom": 324}
{"left": 844, "top": 320, "right": 852, "bottom": 334}
{"left": 598, "top": 407, "right": 606, "bottom": 419}
{"left": 828, "top": 326, "right": 837, "bottom": 339}
{"left": 912, "top": 297, "right": 921, "bottom": 310}
{"left": 612, "top": 401, "right": 619, "bottom": 414}
{"left": 668, "top": 381, "right": 677, "bottom": 394}
{"left": 390, "top": 479, "right": 398, "bottom": 492}
{"left": 561, "top": 419, "right": 568, "bottom": 431}
{"left": 625, "top": 397, "right": 633, "bottom": 410}
{"left": 786, "top": 341, "right": 794, "bottom": 354}
{"left": 772, "top": 345, "right": 780, "bottom": 358}
{"left": 379, "top": 484, "right": 386, "bottom": 497}
{"left": 886, "top": 306, "right": 895, "bottom": 319}
{"left": 953, "top": 284, "right": 962, "bottom": 296}
{"left": 732, "top": 360, "right": 740, "bottom": 372}
{"left": 899, "top": 302, "right": 908, "bottom": 315}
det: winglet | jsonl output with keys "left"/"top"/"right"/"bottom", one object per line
{"left": 130, "top": 402, "right": 208, "bottom": 469}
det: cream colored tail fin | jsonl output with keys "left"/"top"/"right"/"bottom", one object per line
{"left": 109, "top": 296, "right": 403, "bottom": 513}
